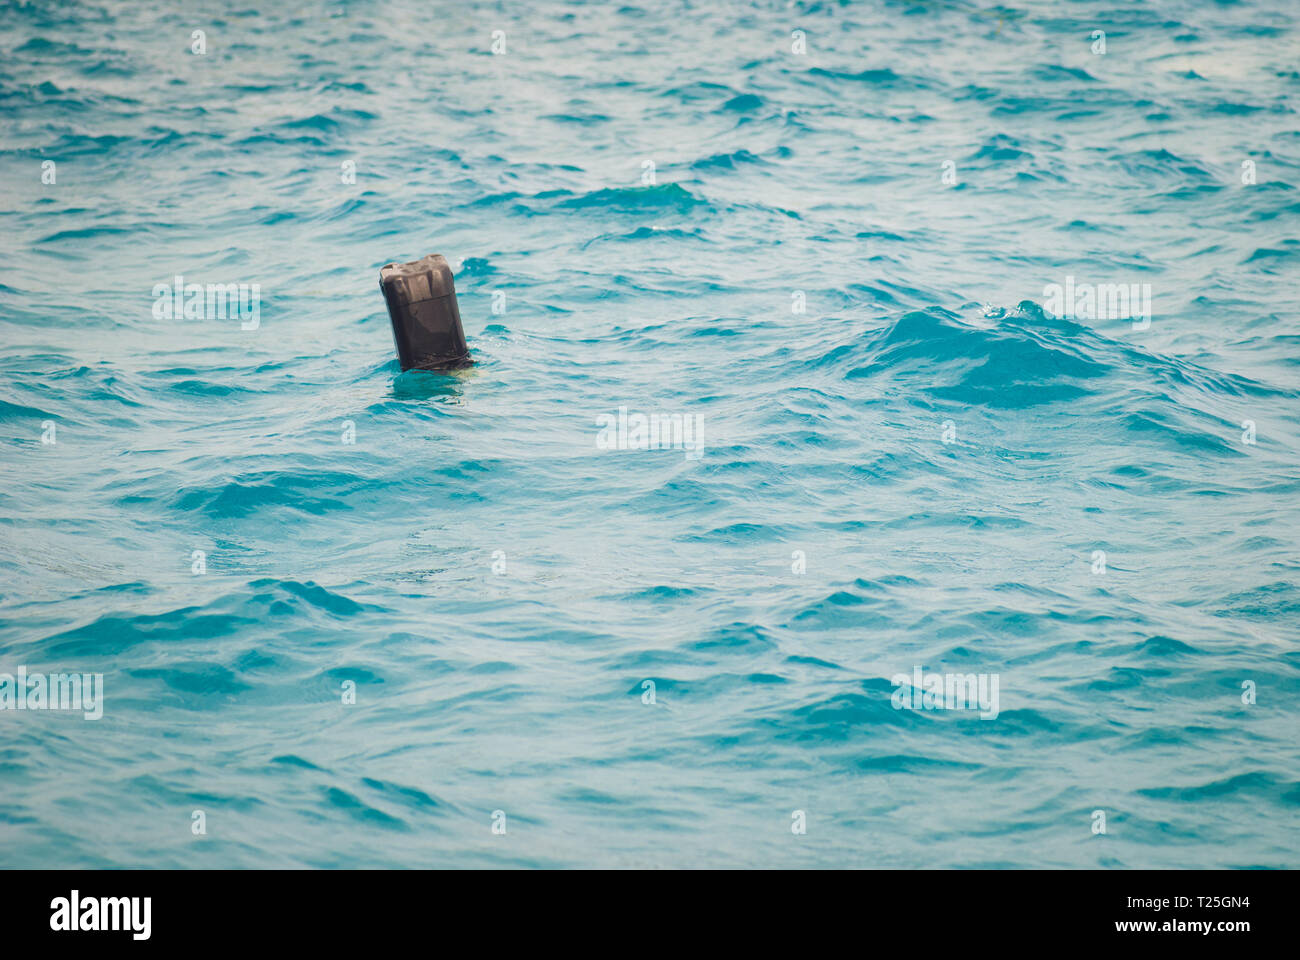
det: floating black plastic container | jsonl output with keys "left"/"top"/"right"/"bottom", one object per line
{"left": 379, "top": 254, "right": 472, "bottom": 371}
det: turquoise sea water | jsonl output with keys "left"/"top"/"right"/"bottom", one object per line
{"left": 1, "top": 0, "right": 1298, "bottom": 868}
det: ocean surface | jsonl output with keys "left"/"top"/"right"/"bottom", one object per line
{"left": 1, "top": 0, "right": 1298, "bottom": 869}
